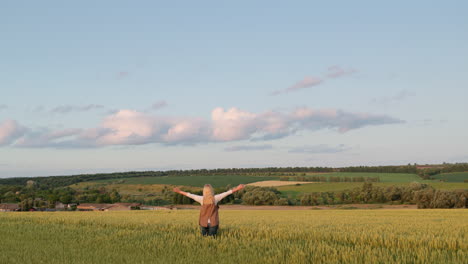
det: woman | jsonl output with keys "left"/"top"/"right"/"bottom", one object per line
{"left": 173, "top": 184, "right": 245, "bottom": 236}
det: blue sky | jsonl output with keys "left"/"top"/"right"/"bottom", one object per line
{"left": 1, "top": 1, "right": 467, "bottom": 177}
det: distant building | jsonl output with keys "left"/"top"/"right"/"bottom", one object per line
{"left": 55, "top": 202, "right": 67, "bottom": 210}
{"left": 140, "top": 205, "right": 170, "bottom": 210}
{"left": 107, "top": 203, "right": 141, "bottom": 211}
{"left": 0, "top": 203, "right": 20, "bottom": 212}
{"left": 77, "top": 203, "right": 114, "bottom": 211}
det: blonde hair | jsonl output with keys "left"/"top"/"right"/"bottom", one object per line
{"left": 202, "top": 184, "right": 215, "bottom": 205}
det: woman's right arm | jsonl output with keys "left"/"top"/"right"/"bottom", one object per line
{"left": 173, "top": 187, "right": 189, "bottom": 196}
{"left": 173, "top": 187, "right": 203, "bottom": 204}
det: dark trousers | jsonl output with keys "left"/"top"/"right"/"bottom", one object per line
{"left": 200, "top": 224, "right": 218, "bottom": 236}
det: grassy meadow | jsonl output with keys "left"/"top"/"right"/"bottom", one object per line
{"left": 1, "top": 210, "right": 467, "bottom": 264}
{"left": 70, "top": 172, "right": 467, "bottom": 202}
{"left": 90, "top": 175, "right": 277, "bottom": 187}
{"left": 432, "top": 172, "right": 468, "bottom": 182}
{"left": 82, "top": 172, "right": 426, "bottom": 189}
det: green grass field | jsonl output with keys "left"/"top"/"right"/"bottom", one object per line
{"left": 88, "top": 172, "right": 420, "bottom": 188}
{"left": 432, "top": 172, "right": 468, "bottom": 182}
{"left": 91, "top": 175, "right": 277, "bottom": 188}
{"left": 0, "top": 210, "right": 466, "bottom": 264}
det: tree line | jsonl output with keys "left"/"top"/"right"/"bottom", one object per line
{"left": 167, "top": 183, "right": 467, "bottom": 209}
{"left": 417, "top": 163, "right": 468, "bottom": 179}
{"left": 299, "top": 183, "right": 467, "bottom": 208}
{"left": 2, "top": 181, "right": 466, "bottom": 209}
{"left": 1, "top": 163, "right": 466, "bottom": 188}
{"left": 0, "top": 184, "right": 123, "bottom": 211}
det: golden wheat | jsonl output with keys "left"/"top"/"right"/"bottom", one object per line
{"left": 0, "top": 209, "right": 466, "bottom": 264}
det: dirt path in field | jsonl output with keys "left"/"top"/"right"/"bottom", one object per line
{"left": 247, "top": 180, "right": 316, "bottom": 187}
{"left": 173, "top": 204, "right": 418, "bottom": 210}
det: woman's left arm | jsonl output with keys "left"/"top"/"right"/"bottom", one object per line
{"left": 231, "top": 184, "right": 245, "bottom": 193}
{"left": 215, "top": 184, "right": 245, "bottom": 203}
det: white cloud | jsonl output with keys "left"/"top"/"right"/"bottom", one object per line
{"left": 211, "top": 107, "right": 259, "bottom": 141}
{"left": 97, "top": 110, "right": 157, "bottom": 145}
{"left": 163, "top": 118, "right": 209, "bottom": 144}
{"left": 326, "top": 65, "right": 357, "bottom": 78}
{"left": 0, "top": 120, "right": 27, "bottom": 146}
{"left": 0, "top": 106, "right": 403, "bottom": 148}
{"left": 14, "top": 128, "right": 83, "bottom": 148}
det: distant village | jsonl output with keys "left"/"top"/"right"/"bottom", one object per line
{"left": 0, "top": 202, "right": 172, "bottom": 212}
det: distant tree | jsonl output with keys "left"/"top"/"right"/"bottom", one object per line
{"left": 26, "top": 180, "right": 35, "bottom": 188}
{"left": 59, "top": 194, "right": 73, "bottom": 204}
{"left": 242, "top": 187, "right": 280, "bottom": 205}
{"left": 109, "top": 190, "right": 121, "bottom": 203}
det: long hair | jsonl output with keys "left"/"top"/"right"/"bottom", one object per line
{"left": 202, "top": 184, "right": 215, "bottom": 205}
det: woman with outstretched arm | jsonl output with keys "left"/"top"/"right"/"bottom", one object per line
{"left": 173, "top": 184, "right": 245, "bottom": 237}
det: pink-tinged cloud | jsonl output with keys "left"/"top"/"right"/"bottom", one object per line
{"left": 326, "top": 65, "right": 357, "bottom": 78}
{"left": 14, "top": 128, "right": 83, "bottom": 148}
{"left": 152, "top": 100, "right": 168, "bottom": 110}
{"left": 271, "top": 77, "right": 323, "bottom": 96}
{"left": 270, "top": 65, "right": 357, "bottom": 96}
{"left": 287, "top": 77, "right": 323, "bottom": 91}
{"left": 211, "top": 107, "right": 259, "bottom": 141}
{"left": 51, "top": 104, "right": 104, "bottom": 114}
{"left": 0, "top": 120, "right": 27, "bottom": 145}
{"left": 96, "top": 110, "right": 158, "bottom": 145}
{"left": 0, "top": 107, "right": 403, "bottom": 148}
{"left": 117, "top": 71, "right": 129, "bottom": 79}
{"left": 163, "top": 118, "right": 209, "bottom": 144}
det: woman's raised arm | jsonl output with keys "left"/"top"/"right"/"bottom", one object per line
{"left": 173, "top": 187, "right": 189, "bottom": 196}
{"left": 173, "top": 187, "right": 203, "bottom": 204}
{"left": 214, "top": 184, "right": 246, "bottom": 204}
{"left": 231, "top": 184, "right": 245, "bottom": 193}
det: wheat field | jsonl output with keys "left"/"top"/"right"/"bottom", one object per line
{"left": 1, "top": 210, "right": 467, "bottom": 264}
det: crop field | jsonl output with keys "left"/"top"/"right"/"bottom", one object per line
{"left": 81, "top": 172, "right": 420, "bottom": 189}
{"left": 313, "top": 172, "right": 422, "bottom": 182}
{"left": 247, "top": 180, "right": 312, "bottom": 187}
{"left": 90, "top": 175, "right": 277, "bottom": 188}
{"left": 1, "top": 210, "right": 467, "bottom": 264}
{"left": 432, "top": 172, "right": 468, "bottom": 182}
